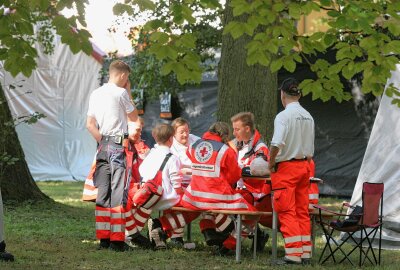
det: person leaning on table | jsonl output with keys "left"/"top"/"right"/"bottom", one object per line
{"left": 268, "top": 77, "right": 314, "bottom": 265}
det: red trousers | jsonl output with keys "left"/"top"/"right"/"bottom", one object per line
{"left": 271, "top": 160, "right": 311, "bottom": 262}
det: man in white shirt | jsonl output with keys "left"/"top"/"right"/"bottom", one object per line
{"left": 268, "top": 78, "right": 314, "bottom": 265}
{"left": 86, "top": 60, "right": 140, "bottom": 251}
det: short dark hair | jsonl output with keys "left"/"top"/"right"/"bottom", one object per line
{"left": 152, "top": 124, "right": 174, "bottom": 144}
{"left": 279, "top": 77, "right": 301, "bottom": 96}
{"left": 208, "top": 122, "right": 230, "bottom": 144}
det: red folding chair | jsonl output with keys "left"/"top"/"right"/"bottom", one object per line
{"left": 314, "top": 182, "right": 384, "bottom": 266}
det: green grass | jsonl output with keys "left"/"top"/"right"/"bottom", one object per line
{"left": 1, "top": 181, "right": 399, "bottom": 269}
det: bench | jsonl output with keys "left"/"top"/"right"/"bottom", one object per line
{"left": 170, "top": 206, "right": 272, "bottom": 262}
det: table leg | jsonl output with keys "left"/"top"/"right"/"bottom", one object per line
{"left": 253, "top": 221, "right": 258, "bottom": 259}
{"left": 272, "top": 191, "right": 278, "bottom": 260}
{"left": 236, "top": 214, "right": 242, "bottom": 263}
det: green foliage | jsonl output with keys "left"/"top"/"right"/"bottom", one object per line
{"left": 0, "top": 0, "right": 92, "bottom": 78}
{"left": 114, "top": 0, "right": 400, "bottom": 106}
{"left": 114, "top": 0, "right": 222, "bottom": 86}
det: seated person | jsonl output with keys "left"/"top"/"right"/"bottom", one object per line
{"left": 148, "top": 122, "right": 255, "bottom": 253}
{"left": 230, "top": 112, "right": 271, "bottom": 251}
{"left": 138, "top": 124, "right": 183, "bottom": 249}
{"left": 168, "top": 117, "right": 200, "bottom": 246}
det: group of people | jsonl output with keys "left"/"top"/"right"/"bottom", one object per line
{"left": 86, "top": 60, "right": 315, "bottom": 265}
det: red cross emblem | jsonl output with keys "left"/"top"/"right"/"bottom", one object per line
{"left": 199, "top": 147, "right": 209, "bottom": 157}
{"left": 194, "top": 141, "right": 213, "bottom": 163}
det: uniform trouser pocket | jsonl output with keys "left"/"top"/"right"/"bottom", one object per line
{"left": 273, "top": 188, "right": 295, "bottom": 213}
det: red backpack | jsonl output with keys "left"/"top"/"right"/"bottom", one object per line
{"left": 132, "top": 153, "right": 172, "bottom": 209}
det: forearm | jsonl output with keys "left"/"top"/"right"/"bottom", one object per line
{"left": 86, "top": 117, "right": 101, "bottom": 142}
{"left": 88, "top": 126, "right": 102, "bottom": 143}
{"left": 268, "top": 146, "right": 280, "bottom": 172}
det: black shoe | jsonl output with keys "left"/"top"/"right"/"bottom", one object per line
{"left": 130, "top": 232, "right": 152, "bottom": 249}
{"left": 0, "top": 241, "right": 14, "bottom": 262}
{"left": 0, "top": 251, "right": 14, "bottom": 262}
{"left": 216, "top": 246, "right": 233, "bottom": 256}
{"left": 203, "top": 229, "right": 229, "bottom": 246}
{"left": 253, "top": 226, "right": 269, "bottom": 252}
{"left": 148, "top": 218, "right": 167, "bottom": 250}
{"left": 97, "top": 238, "right": 110, "bottom": 250}
{"left": 270, "top": 257, "right": 302, "bottom": 266}
{"left": 109, "top": 241, "right": 131, "bottom": 252}
{"left": 169, "top": 237, "right": 184, "bottom": 248}
{"left": 302, "top": 258, "right": 312, "bottom": 265}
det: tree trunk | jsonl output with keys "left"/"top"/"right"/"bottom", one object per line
{"left": 0, "top": 84, "right": 48, "bottom": 202}
{"left": 218, "top": 0, "right": 278, "bottom": 142}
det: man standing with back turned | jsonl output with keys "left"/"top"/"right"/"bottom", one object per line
{"left": 268, "top": 78, "right": 314, "bottom": 265}
{"left": 86, "top": 60, "right": 139, "bottom": 251}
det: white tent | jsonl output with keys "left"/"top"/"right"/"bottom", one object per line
{"left": 0, "top": 35, "right": 104, "bottom": 180}
{"left": 349, "top": 64, "right": 400, "bottom": 250}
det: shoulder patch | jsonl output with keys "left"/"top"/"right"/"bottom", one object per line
{"left": 194, "top": 141, "right": 213, "bottom": 163}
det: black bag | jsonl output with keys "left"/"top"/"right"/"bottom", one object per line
{"left": 333, "top": 205, "right": 363, "bottom": 228}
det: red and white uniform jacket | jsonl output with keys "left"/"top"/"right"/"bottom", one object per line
{"left": 229, "top": 129, "right": 270, "bottom": 199}
{"left": 182, "top": 132, "right": 255, "bottom": 211}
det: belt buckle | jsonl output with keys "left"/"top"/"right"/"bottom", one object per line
{"left": 114, "top": 135, "right": 122, "bottom": 144}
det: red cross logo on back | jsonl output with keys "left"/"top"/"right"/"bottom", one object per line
{"left": 200, "top": 147, "right": 208, "bottom": 157}
{"left": 194, "top": 141, "right": 213, "bottom": 163}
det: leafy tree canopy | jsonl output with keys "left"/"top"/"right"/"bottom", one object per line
{"left": 114, "top": 0, "right": 400, "bottom": 106}
{"left": 0, "top": 0, "right": 92, "bottom": 77}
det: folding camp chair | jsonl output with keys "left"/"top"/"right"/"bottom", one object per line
{"left": 314, "top": 182, "right": 384, "bottom": 266}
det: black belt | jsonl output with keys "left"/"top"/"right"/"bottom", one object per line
{"left": 101, "top": 135, "right": 123, "bottom": 145}
{"left": 277, "top": 157, "right": 307, "bottom": 164}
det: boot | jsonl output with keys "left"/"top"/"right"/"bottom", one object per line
{"left": 130, "top": 232, "right": 152, "bottom": 249}
{"left": 97, "top": 238, "right": 110, "bottom": 250}
{"left": 0, "top": 241, "right": 14, "bottom": 262}
{"left": 109, "top": 241, "right": 131, "bottom": 252}
{"left": 202, "top": 229, "right": 229, "bottom": 246}
{"left": 148, "top": 218, "right": 167, "bottom": 250}
{"left": 252, "top": 225, "right": 269, "bottom": 252}
{"left": 169, "top": 237, "right": 184, "bottom": 248}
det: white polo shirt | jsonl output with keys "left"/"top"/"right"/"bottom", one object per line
{"left": 170, "top": 134, "right": 200, "bottom": 186}
{"left": 87, "top": 83, "right": 135, "bottom": 136}
{"left": 271, "top": 102, "right": 314, "bottom": 162}
{"left": 139, "top": 145, "right": 182, "bottom": 210}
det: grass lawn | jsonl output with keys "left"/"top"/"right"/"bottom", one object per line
{"left": 1, "top": 181, "right": 399, "bottom": 269}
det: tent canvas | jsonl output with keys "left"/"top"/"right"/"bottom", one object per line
{"left": 0, "top": 34, "right": 103, "bottom": 180}
{"left": 348, "top": 64, "right": 400, "bottom": 250}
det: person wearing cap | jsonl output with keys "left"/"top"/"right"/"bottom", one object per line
{"left": 268, "top": 78, "right": 314, "bottom": 265}
{"left": 86, "top": 60, "right": 141, "bottom": 251}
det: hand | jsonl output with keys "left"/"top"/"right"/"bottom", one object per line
{"left": 175, "top": 187, "right": 184, "bottom": 195}
{"left": 268, "top": 161, "right": 276, "bottom": 173}
{"left": 124, "top": 80, "right": 131, "bottom": 91}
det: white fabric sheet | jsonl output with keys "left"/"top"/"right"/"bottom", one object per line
{"left": 0, "top": 35, "right": 103, "bottom": 180}
{"left": 349, "top": 64, "right": 400, "bottom": 249}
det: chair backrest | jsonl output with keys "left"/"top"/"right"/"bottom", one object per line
{"left": 361, "top": 182, "right": 384, "bottom": 226}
